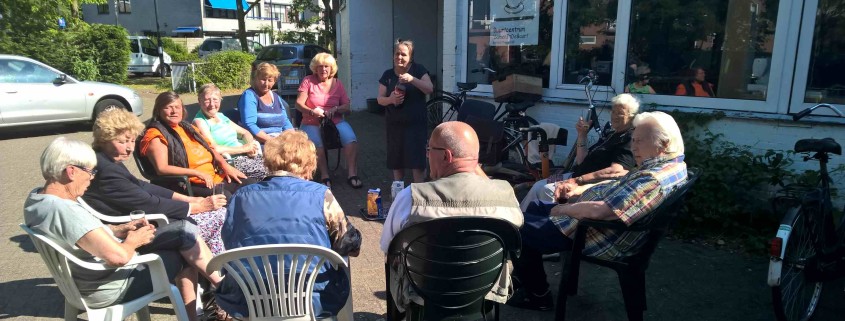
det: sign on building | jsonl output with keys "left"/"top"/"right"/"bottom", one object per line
{"left": 489, "top": 0, "right": 539, "bottom": 46}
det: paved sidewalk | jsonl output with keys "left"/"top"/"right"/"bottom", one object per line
{"left": 2, "top": 95, "right": 843, "bottom": 320}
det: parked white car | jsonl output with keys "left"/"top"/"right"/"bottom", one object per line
{"left": 0, "top": 54, "right": 143, "bottom": 128}
{"left": 127, "top": 36, "right": 172, "bottom": 76}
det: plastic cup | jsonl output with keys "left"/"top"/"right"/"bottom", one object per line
{"left": 129, "top": 210, "right": 145, "bottom": 221}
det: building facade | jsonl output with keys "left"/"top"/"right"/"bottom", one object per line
{"left": 337, "top": 0, "right": 845, "bottom": 177}
{"left": 81, "top": 0, "right": 311, "bottom": 46}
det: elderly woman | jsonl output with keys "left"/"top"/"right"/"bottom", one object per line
{"left": 377, "top": 39, "right": 434, "bottom": 184}
{"left": 216, "top": 130, "right": 361, "bottom": 319}
{"left": 82, "top": 108, "right": 229, "bottom": 255}
{"left": 520, "top": 93, "right": 640, "bottom": 211}
{"left": 239, "top": 62, "right": 294, "bottom": 143}
{"left": 25, "top": 137, "right": 223, "bottom": 321}
{"left": 295, "top": 52, "right": 360, "bottom": 188}
{"left": 140, "top": 91, "right": 255, "bottom": 198}
{"left": 508, "top": 112, "right": 687, "bottom": 309}
{"left": 193, "top": 83, "right": 267, "bottom": 180}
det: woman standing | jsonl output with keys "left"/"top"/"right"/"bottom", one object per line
{"left": 295, "top": 53, "right": 361, "bottom": 188}
{"left": 239, "top": 62, "right": 294, "bottom": 143}
{"left": 377, "top": 39, "right": 434, "bottom": 183}
{"left": 193, "top": 83, "right": 267, "bottom": 180}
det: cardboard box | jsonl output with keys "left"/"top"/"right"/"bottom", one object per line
{"left": 492, "top": 74, "right": 543, "bottom": 102}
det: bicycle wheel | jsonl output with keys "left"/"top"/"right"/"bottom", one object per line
{"left": 771, "top": 206, "right": 823, "bottom": 321}
{"left": 425, "top": 97, "right": 456, "bottom": 131}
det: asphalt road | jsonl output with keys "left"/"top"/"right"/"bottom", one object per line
{"left": 2, "top": 88, "right": 844, "bottom": 320}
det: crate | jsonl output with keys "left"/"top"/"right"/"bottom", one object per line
{"left": 492, "top": 74, "right": 542, "bottom": 102}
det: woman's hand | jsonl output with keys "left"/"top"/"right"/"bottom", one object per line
{"left": 222, "top": 164, "right": 246, "bottom": 184}
{"left": 111, "top": 219, "right": 146, "bottom": 239}
{"left": 398, "top": 73, "right": 414, "bottom": 84}
{"left": 312, "top": 107, "right": 326, "bottom": 118}
{"left": 246, "top": 143, "right": 259, "bottom": 158}
{"left": 196, "top": 171, "right": 215, "bottom": 189}
{"left": 325, "top": 106, "right": 339, "bottom": 119}
{"left": 124, "top": 224, "right": 156, "bottom": 248}
{"left": 554, "top": 180, "right": 579, "bottom": 203}
{"left": 389, "top": 91, "right": 405, "bottom": 105}
{"left": 576, "top": 117, "right": 592, "bottom": 136}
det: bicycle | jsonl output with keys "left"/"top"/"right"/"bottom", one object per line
{"left": 768, "top": 103, "right": 845, "bottom": 321}
{"left": 558, "top": 69, "right": 607, "bottom": 172}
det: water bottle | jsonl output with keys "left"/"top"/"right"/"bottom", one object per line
{"left": 391, "top": 180, "right": 405, "bottom": 200}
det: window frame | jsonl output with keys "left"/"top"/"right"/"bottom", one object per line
{"left": 788, "top": 0, "right": 840, "bottom": 117}
{"left": 457, "top": 0, "right": 807, "bottom": 115}
{"left": 96, "top": 4, "right": 109, "bottom": 14}
{"left": 118, "top": 0, "right": 131, "bottom": 14}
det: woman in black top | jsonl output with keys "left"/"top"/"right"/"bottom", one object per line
{"left": 377, "top": 39, "right": 434, "bottom": 183}
{"left": 519, "top": 93, "right": 639, "bottom": 210}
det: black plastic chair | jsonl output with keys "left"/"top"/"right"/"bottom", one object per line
{"left": 555, "top": 168, "right": 699, "bottom": 321}
{"left": 385, "top": 217, "right": 522, "bottom": 321}
{"left": 132, "top": 144, "right": 194, "bottom": 197}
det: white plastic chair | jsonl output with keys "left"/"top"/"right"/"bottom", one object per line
{"left": 77, "top": 197, "right": 170, "bottom": 226}
{"left": 19, "top": 224, "right": 189, "bottom": 321}
{"left": 207, "top": 244, "right": 351, "bottom": 321}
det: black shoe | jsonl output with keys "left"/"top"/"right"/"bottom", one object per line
{"left": 506, "top": 288, "right": 553, "bottom": 311}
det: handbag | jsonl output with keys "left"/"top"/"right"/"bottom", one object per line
{"left": 320, "top": 117, "right": 343, "bottom": 151}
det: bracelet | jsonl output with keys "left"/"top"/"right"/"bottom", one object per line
{"left": 577, "top": 141, "right": 586, "bottom": 147}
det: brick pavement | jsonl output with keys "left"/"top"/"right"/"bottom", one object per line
{"left": 2, "top": 94, "right": 844, "bottom": 320}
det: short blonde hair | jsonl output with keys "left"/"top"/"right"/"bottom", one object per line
{"left": 310, "top": 52, "right": 338, "bottom": 78}
{"left": 198, "top": 83, "right": 222, "bottom": 100}
{"left": 263, "top": 130, "right": 317, "bottom": 179}
{"left": 254, "top": 62, "right": 280, "bottom": 81}
{"left": 92, "top": 108, "right": 144, "bottom": 151}
{"left": 41, "top": 137, "right": 96, "bottom": 181}
{"left": 632, "top": 111, "right": 685, "bottom": 157}
{"left": 611, "top": 93, "right": 640, "bottom": 115}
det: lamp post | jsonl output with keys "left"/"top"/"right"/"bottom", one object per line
{"left": 153, "top": 0, "right": 165, "bottom": 78}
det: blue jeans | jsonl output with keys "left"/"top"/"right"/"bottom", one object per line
{"left": 301, "top": 121, "right": 357, "bottom": 148}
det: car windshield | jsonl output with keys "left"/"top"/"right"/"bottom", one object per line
{"left": 202, "top": 41, "right": 222, "bottom": 51}
{"left": 257, "top": 46, "right": 297, "bottom": 60}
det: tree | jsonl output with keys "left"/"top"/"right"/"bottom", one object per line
{"left": 235, "top": 0, "right": 261, "bottom": 52}
{"left": 277, "top": 0, "right": 336, "bottom": 52}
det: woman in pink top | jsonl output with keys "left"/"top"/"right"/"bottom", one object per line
{"left": 295, "top": 53, "right": 361, "bottom": 188}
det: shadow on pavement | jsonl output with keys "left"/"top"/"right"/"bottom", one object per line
{"left": 0, "top": 122, "right": 90, "bottom": 141}
{"left": 0, "top": 278, "right": 65, "bottom": 319}
{"left": 9, "top": 234, "right": 35, "bottom": 253}
{"left": 353, "top": 312, "right": 385, "bottom": 321}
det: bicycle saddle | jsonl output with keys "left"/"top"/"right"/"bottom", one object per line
{"left": 457, "top": 82, "right": 478, "bottom": 91}
{"left": 794, "top": 138, "right": 841, "bottom": 155}
{"left": 505, "top": 101, "right": 535, "bottom": 114}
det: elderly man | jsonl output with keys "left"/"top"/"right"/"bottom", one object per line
{"left": 507, "top": 111, "right": 688, "bottom": 310}
{"left": 380, "top": 121, "right": 524, "bottom": 312}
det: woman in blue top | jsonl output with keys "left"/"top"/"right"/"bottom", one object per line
{"left": 238, "top": 63, "right": 294, "bottom": 144}
{"left": 194, "top": 83, "right": 267, "bottom": 180}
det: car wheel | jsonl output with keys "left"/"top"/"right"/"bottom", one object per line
{"left": 93, "top": 99, "right": 127, "bottom": 120}
{"left": 157, "top": 64, "right": 170, "bottom": 77}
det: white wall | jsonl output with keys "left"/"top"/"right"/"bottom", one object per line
{"left": 344, "top": 0, "right": 393, "bottom": 110}
{"left": 393, "top": 1, "right": 438, "bottom": 84}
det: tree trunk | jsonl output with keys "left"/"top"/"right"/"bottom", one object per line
{"left": 236, "top": 1, "right": 261, "bottom": 52}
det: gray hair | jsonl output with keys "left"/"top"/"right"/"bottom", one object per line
{"left": 632, "top": 111, "right": 684, "bottom": 157}
{"left": 611, "top": 93, "right": 640, "bottom": 115}
{"left": 394, "top": 39, "right": 414, "bottom": 58}
{"left": 40, "top": 137, "right": 97, "bottom": 181}
{"left": 198, "top": 83, "right": 222, "bottom": 99}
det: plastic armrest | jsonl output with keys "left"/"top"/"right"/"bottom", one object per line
{"left": 126, "top": 253, "right": 170, "bottom": 294}
{"left": 97, "top": 214, "right": 169, "bottom": 226}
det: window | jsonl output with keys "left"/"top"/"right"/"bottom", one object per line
{"left": 801, "top": 0, "right": 845, "bottom": 105}
{"left": 118, "top": 0, "right": 131, "bottom": 14}
{"left": 625, "top": 0, "right": 779, "bottom": 100}
{"left": 465, "top": 0, "right": 554, "bottom": 87}
{"left": 561, "top": 0, "right": 617, "bottom": 86}
{"left": 140, "top": 39, "right": 158, "bottom": 56}
{"left": 97, "top": 4, "right": 109, "bottom": 14}
{"left": 0, "top": 60, "right": 58, "bottom": 84}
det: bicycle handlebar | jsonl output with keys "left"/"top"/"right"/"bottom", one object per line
{"left": 793, "top": 103, "right": 844, "bottom": 121}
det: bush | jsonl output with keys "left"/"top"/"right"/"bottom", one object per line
{"left": 162, "top": 38, "right": 197, "bottom": 62}
{"left": 194, "top": 51, "right": 254, "bottom": 90}
{"left": 72, "top": 24, "right": 130, "bottom": 84}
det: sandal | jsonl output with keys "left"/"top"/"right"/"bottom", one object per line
{"left": 347, "top": 176, "right": 363, "bottom": 189}
{"left": 322, "top": 178, "right": 332, "bottom": 188}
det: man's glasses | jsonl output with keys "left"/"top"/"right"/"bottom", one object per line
{"left": 71, "top": 164, "right": 97, "bottom": 177}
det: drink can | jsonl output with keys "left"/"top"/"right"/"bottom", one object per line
{"left": 367, "top": 188, "right": 383, "bottom": 218}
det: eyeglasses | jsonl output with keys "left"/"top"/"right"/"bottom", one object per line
{"left": 71, "top": 164, "right": 97, "bottom": 177}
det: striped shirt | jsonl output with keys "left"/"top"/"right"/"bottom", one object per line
{"left": 552, "top": 155, "right": 688, "bottom": 261}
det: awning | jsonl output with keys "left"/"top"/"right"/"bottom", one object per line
{"left": 173, "top": 26, "right": 202, "bottom": 33}
{"left": 207, "top": 0, "right": 249, "bottom": 10}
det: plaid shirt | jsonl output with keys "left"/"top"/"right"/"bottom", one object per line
{"left": 552, "top": 155, "right": 688, "bottom": 261}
